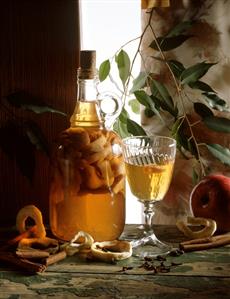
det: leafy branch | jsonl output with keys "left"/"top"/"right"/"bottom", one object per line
{"left": 0, "top": 91, "right": 66, "bottom": 182}
{"left": 98, "top": 8, "right": 230, "bottom": 181}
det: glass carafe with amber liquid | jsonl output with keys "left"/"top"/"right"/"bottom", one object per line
{"left": 49, "top": 50, "right": 125, "bottom": 241}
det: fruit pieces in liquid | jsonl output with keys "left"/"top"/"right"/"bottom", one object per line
{"left": 125, "top": 161, "right": 174, "bottom": 201}
{"left": 50, "top": 190, "right": 125, "bottom": 241}
{"left": 49, "top": 127, "right": 126, "bottom": 241}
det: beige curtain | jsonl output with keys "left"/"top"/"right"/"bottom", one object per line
{"left": 140, "top": 0, "right": 230, "bottom": 224}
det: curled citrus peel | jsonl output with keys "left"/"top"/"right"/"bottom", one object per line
{"left": 91, "top": 240, "right": 132, "bottom": 262}
{"left": 176, "top": 216, "right": 217, "bottom": 239}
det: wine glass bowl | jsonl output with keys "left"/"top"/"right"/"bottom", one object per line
{"left": 122, "top": 135, "right": 176, "bottom": 257}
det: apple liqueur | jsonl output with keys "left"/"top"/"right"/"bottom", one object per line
{"left": 125, "top": 161, "right": 174, "bottom": 202}
{"left": 49, "top": 50, "right": 125, "bottom": 241}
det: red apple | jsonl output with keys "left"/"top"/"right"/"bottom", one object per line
{"left": 190, "top": 174, "right": 230, "bottom": 233}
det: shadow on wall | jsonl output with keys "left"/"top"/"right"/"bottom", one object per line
{"left": 0, "top": 1, "right": 80, "bottom": 226}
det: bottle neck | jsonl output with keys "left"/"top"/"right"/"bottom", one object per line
{"left": 70, "top": 77, "right": 104, "bottom": 128}
{"left": 77, "top": 78, "right": 98, "bottom": 102}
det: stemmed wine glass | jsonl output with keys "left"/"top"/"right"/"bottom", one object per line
{"left": 122, "top": 135, "right": 176, "bottom": 257}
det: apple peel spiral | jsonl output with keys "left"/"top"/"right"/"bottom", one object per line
{"left": 176, "top": 216, "right": 217, "bottom": 239}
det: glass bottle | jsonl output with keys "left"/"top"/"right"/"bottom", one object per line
{"left": 49, "top": 50, "right": 125, "bottom": 241}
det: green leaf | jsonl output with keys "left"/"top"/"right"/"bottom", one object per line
{"left": 128, "top": 99, "right": 140, "bottom": 114}
{"left": 192, "top": 167, "right": 200, "bottom": 185}
{"left": 168, "top": 60, "right": 185, "bottom": 78}
{"left": 99, "top": 59, "right": 110, "bottom": 82}
{"left": 149, "top": 96, "right": 161, "bottom": 111}
{"left": 6, "top": 91, "right": 66, "bottom": 116}
{"left": 150, "top": 80, "right": 178, "bottom": 117}
{"left": 116, "top": 50, "right": 130, "bottom": 85}
{"left": 144, "top": 108, "right": 155, "bottom": 118}
{"left": 134, "top": 90, "right": 154, "bottom": 110}
{"left": 187, "top": 138, "right": 198, "bottom": 159}
{"left": 166, "top": 20, "right": 195, "bottom": 37}
{"left": 172, "top": 118, "right": 183, "bottom": 137}
{"left": 113, "top": 118, "right": 130, "bottom": 139}
{"left": 130, "top": 72, "right": 148, "bottom": 93}
{"left": 119, "top": 107, "right": 129, "bottom": 123}
{"left": 189, "top": 81, "right": 215, "bottom": 93}
{"left": 180, "top": 62, "right": 216, "bottom": 85}
{"left": 206, "top": 144, "right": 230, "bottom": 166}
{"left": 176, "top": 131, "right": 190, "bottom": 152}
{"left": 151, "top": 80, "right": 171, "bottom": 101}
{"left": 203, "top": 116, "right": 230, "bottom": 133}
{"left": 203, "top": 92, "right": 229, "bottom": 112}
{"left": 24, "top": 120, "right": 50, "bottom": 157}
{"left": 126, "top": 119, "right": 147, "bottom": 136}
{"left": 171, "top": 118, "right": 189, "bottom": 152}
{"left": 134, "top": 90, "right": 164, "bottom": 122}
{"left": 193, "top": 102, "right": 214, "bottom": 118}
{"left": 149, "top": 35, "right": 193, "bottom": 52}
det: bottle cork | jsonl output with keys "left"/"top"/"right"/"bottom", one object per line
{"left": 78, "top": 50, "right": 97, "bottom": 79}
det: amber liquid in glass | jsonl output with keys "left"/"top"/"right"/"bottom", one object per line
{"left": 125, "top": 161, "right": 174, "bottom": 202}
{"left": 49, "top": 101, "right": 125, "bottom": 241}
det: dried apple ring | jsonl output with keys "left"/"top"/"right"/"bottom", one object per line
{"left": 86, "top": 144, "right": 112, "bottom": 164}
{"left": 91, "top": 240, "right": 132, "bottom": 262}
{"left": 17, "top": 237, "right": 59, "bottom": 253}
{"left": 97, "top": 160, "right": 114, "bottom": 187}
{"left": 87, "top": 134, "right": 107, "bottom": 152}
{"left": 176, "top": 216, "right": 217, "bottom": 239}
{"left": 67, "top": 128, "right": 90, "bottom": 149}
{"left": 110, "top": 157, "right": 125, "bottom": 177}
{"left": 112, "top": 175, "right": 125, "bottom": 194}
{"left": 16, "top": 205, "right": 46, "bottom": 238}
{"left": 63, "top": 231, "right": 94, "bottom": 256}
{"left": 84, "top": 164, "right": 105, "bottom": 189}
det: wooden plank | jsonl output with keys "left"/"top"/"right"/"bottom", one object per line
{"left": 0, "top": 225, "right": 229, "bottom": 278}
{"left": 45, "top": 246, "right": 230, "bottom": 277}
{"left": 0, "top": 271, "right": 229, "bottom": 299}
{"left": 0, "top": 225, "right": 229, "bottom": 298}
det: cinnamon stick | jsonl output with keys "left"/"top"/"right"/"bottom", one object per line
{"left": 0, "top": 251, "right": 46, "bottom": 273}
{"left": 16, "top": 250, "right": 50, "bottom": 259}
{"left": 180, "top": 234, "right": 230, "bottom": 252}
{"left": 44, "top": 250, "right": 67, "bottom": 266}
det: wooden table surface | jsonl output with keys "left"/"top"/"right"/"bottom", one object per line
{"left": 0, "top": 225, "right": 229, "bottom": 299}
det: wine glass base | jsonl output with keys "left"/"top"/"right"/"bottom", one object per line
{"left": 120, "top": 225, "right": 143, "bottom": 241}
{"left": 131, "top": 236, "right": 172, "bottom": 258}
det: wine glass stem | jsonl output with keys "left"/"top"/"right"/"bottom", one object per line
{"left": 143, "top": 202, "right": 155, "bottom": 233}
